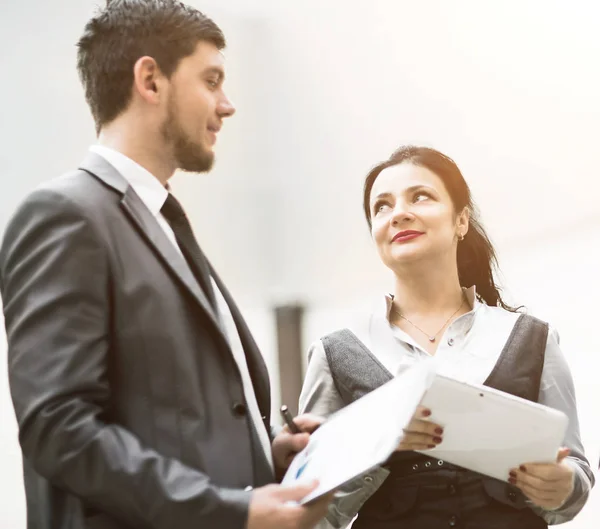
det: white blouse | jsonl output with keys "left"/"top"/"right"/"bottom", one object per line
{"left": 299, "top": 287, "right": 594, "bottom": 525}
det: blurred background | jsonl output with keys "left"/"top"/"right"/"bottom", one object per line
{"left": 1, "top": 0, "right": 598, "bottom": 526}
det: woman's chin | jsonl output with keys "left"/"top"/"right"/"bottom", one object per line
{"left": 385, "top": 248, "right": 427, "bottom": 267}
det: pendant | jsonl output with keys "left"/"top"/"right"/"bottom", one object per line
{"left": 429, "top": 336, "right": 436, "bottom": 343}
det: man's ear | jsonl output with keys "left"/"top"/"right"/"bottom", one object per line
{"left": 132, "top": 56, "right": 163, "bottom": 105}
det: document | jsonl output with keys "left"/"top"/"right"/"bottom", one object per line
{"left": 281, "top": 360, "right": 437, "bottom": 503}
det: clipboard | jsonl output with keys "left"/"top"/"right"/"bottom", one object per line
{"left": 415, "top": 375, "right": 569, "bottom": 480}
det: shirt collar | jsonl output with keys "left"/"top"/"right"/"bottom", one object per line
{"left": 89, "top": 145, "right": 168, "bottom": 217}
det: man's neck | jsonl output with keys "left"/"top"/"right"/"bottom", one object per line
{"left": 97, "top": 126, "right": 175, "bottom": 186}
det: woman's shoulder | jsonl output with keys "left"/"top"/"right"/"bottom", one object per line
{"left": 478, "top": 303, "right": 559, "bottom": 345}
{"left": 314, "top": 296, "right": 387, "bottom": 342}
{"left": 477, "top": 302, "right": 537, "bottom": 325}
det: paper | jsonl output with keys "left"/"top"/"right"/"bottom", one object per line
{"left": 282, "top": 360, "right": 437, "bottom": 503}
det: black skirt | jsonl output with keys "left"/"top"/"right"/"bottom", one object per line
{"left": 353, "top": 455, "right": 547, "bottom": 529}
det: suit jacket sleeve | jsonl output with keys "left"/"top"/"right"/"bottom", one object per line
{"left": 0, "top": 189, "right": 251, "bottom": 529}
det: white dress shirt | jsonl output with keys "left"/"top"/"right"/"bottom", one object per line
{"left": 90, "top": 145, "right": 273, "bottom": 470}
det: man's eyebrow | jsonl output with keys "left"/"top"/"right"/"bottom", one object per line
{"left": 203, "top": 66, "right": 225, "bottom": 80}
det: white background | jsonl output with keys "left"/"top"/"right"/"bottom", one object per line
{"left": 1, "top": 1, "right": 598, "bottom": 526}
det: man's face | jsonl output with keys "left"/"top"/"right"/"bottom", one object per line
{"left": 161, "top": 41, "right": 235, "bottom": 173}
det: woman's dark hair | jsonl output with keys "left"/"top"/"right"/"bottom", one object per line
{"left": 363, "top": 145, "right": 518, "bottom": 311}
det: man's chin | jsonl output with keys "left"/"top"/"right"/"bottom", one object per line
{"left": 177, "top": 150, "right": 215, "bottom": 174}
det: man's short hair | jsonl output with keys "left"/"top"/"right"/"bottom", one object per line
{"left": 77, "top": 0, "right": 226, "bottom": 132}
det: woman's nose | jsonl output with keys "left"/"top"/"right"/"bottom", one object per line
{"left": 390, "top": 203, "right": 414, "bottom": 225}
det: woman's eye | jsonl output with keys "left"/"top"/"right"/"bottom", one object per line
{"left": 414, "top": 192, "right": 430, "bottom": 203}
{"left": 374, "top": 203, "right": 390, "bottom": 214}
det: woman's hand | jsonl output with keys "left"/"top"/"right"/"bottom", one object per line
{"left": 509, "top": 447, "right": 575, "bottom": 510}
{"left": 395, "top": 406, "right": 444, "bottom": 451}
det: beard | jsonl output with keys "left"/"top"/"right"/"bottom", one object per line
{"left": 160, "top": 95, "right": 214, "bottom": 173}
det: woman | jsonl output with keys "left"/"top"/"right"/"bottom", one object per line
{"left": 299, "top": 146, "right": 594, "bottom": 528}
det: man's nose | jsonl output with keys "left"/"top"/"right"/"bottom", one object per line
{"left": 218, "top": 92, "right": 236, "bottom": 118}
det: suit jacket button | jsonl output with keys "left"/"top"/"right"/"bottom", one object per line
{"left": 232, "top": 402, "right": 247, "bottom": 417}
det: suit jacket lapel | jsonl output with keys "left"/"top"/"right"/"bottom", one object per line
{"left": 79, "top": 152, "right": 224, "bottom": 337}
{"left": 80, "top": 152, "right": 271, "bottom": 419}
{"left": 209, "top": 265, "right": 272, "bottom": 422}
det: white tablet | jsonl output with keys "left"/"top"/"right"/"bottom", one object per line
{"left": 415, "top": 375, "right": 569, "bottom": 481}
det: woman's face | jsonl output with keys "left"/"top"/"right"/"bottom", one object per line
{"left": 369, "top": 162, "right": 469, "bottom": 270}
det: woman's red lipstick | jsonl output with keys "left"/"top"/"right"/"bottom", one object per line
{"left": 392, "top": 230, "right": 424, "bottom": 243}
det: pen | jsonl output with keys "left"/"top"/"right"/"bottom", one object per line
{"left": 280, "top": 405, "right": 302, "bottom": 434}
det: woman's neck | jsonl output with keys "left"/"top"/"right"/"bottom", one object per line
{"left": 392, "top": 260, "right": 464, "bottom": 317}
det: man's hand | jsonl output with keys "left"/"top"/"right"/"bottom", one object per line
{"left": 509, "top": 447, "right": 575, "bottom": 510}
{"left": 272, "top": 413, "right": 324, "bottom": 478}
{"left": 395, "top": 406, "right": 444, "bottom": 451}
{"left": 246, "top": 481, "right": 333, "bottom": 529}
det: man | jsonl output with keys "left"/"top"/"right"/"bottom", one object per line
{"left": 0, "top": 1, "right": 330, "bottom": 528}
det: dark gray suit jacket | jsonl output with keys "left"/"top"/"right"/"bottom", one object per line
{"left": 0, "top": 153, "right": 275, "bottom": 529}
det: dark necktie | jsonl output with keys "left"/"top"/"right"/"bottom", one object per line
{"left": 161, "top": 193, "right": 218, "bottom": 311}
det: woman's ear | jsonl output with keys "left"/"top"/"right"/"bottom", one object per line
{"left": 457, "top": 206, "right": 470, "bottom": 239}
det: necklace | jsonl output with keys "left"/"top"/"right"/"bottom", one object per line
{"left": 392, "top": 293, "right": 465, "bottom": 343}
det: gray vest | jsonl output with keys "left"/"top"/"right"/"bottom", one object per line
{"left": 323, "top": 313, "right": 548, "bottom": 405}
{"left": 320, "top": 313, "right": 549, "bottom": 520}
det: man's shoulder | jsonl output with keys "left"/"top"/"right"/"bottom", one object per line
{"left": 2, "top": 169, "right": 118, "bottom": 250}
{"left": 33, "top": 167, "right": 108, "bottom": 202}
{"left": 15, "top": 168, "right": 117, "bottom": 219}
